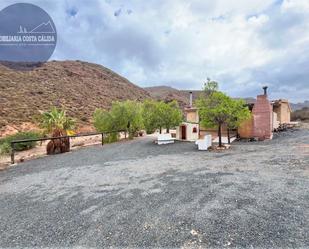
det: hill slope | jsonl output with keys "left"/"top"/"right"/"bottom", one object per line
{"left": 290, "top": 101, "right": 309, "bottom": 111}
{"left": 0, "top": 60, "right": 150, "bottom": 130}
{"left": 145, "top": 86, "right": 207, "bottom": 108}
{"left": 144, "top": 86, "right": 190, "bottom": 107}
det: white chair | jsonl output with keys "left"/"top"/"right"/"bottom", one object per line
{"left": 195, "top": 135, "right": 212, "bottom": 150}
{"left": 157, "top": 133, "right": 175, "bottom": 145}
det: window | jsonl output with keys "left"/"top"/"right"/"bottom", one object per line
{"left": 193, "top": 127, "right": 197, "bottom": 133}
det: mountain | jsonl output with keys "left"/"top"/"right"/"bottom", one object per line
{"left": 290, "top": 101, "right": 309, "bottom": 111}
{"left": 144, "top": 86, "right": 190, "bottom": 107}
{"left": 144, "top": 86, "right": 207, "bottom": 108}
{"left": 0, "top": 60, "right": 150, "bottom": 133}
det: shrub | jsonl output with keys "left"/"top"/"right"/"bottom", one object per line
{"left": 104, "top": 132, "right": 119, "bottom": 143}
{"left": 93, "top": 109, "right": 119, "bottom": 143}
{"left": 40, "top": 107, "right": 75, "bottom": 135}
{"left": 93, "top": 109, "right": 113, "bottom": 132}
{"left": 0, "top": 142, "right": 11, "bottom": 155}
{"left": 0, "top": 131, "right": 41, "bottom": 155}
{"left": 93, "top": 100, "right": 144, "bottom": 140}
{"left": 39, "top": 107, "right": 75, "bottom": 155}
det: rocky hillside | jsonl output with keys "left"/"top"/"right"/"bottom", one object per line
{"left": 0, "top": 60, "right": 150, "bottom": 133}
{"left": 144, "top": 86, "right": 190, "bottom": 107}
{"left": 145, "top": 86, "right": 211, "bottom": 108}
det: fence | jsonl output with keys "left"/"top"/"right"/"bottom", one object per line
{"left": 10, "top": 130, "right": 126, "bottom": 164}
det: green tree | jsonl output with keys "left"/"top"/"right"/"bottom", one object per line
{"left": 196, "top": 88, "right": 250, "bottom": 147}
{"left": 142, "top": 99, "right": 160, "bottom": 134}
{"left": 142, "top": 100, "right": 183, "bottom": 134}
{"left": 197, "top": 91, "right": 231, "bottom": 147}
{"left": 162, "top": 100, "right": 183, "bottom": 133}
{"left": 111, "top": 100, "right": 143, "bottom": 139}
{"left": 93, "top": 109, "right": 110, "bottom": 132}
{"left": 226, "top": 99, "right": 251, "bottom": 144}
{"left": 93, "top": 100, "right": 144, "bottom": 140}
{"left": 93, "top": 108, "right": 119, "bottom": 142}
{"left": 204, "top": 78, "right": 219, "bottom": 95}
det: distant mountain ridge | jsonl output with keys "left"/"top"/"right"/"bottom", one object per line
{"left": 144, "top": 85, "right": 308, "bottom": 110}
{"left": 290, "top": 101, "right": 309, "bottom": 111}
{"left": 144, "top": 86, "right": 190, "bottom": 107}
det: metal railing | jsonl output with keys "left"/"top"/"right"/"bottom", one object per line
{"left": 10, "top": 130, "right": 126, "bottom": 164}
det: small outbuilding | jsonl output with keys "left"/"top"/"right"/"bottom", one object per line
{"left": 272, "top": 99, "right": 292, "bottom": 124}
{"left": 175, "top": 105, "right": 199, "bottom": 141}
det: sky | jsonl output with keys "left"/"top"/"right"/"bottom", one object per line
{"left": 1, "top": 0, "right": 309, "bottom": 102}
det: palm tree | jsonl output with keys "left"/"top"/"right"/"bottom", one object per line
{"left": 40, "top": 107, "right": 75, "bottom": 154}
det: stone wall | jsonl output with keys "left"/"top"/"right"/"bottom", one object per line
{"left": 238, "top": 116, "right": 254, "bottom": 138}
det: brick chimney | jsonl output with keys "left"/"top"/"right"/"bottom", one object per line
{"left": 252, "top": 87, "right": 273, "bottom": 140}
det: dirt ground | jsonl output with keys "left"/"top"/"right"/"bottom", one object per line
{"left": 0, "top": 132, "right": 133, "bottom": 169}
{"left": 0, "top": 127, "right": 308, "bottom": 248}
{"left": 0, "top": 134, "right": 102, "bottom": 168}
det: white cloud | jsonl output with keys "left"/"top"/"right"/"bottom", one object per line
{"left": 0, "top": 0, "right": 308, "bottom": 101}
{"left": 281, "top": 0, "right": 309, "bottom": 13}
{"left": 248, "top": 14, "right": 270, "bottom": 27}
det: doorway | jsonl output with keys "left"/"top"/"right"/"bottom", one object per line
{"left": 181, "top": 125, "right": 186, "bottom": 140}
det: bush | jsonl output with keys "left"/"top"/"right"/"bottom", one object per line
{"left": 104, "top": 132, "right": 119, "bottom": 143}
{"left": 93, "top": 100, "right": 144, "bottom": 140}
{"left": 0, "top": 131, "right": 41, "bottom": 155}
{"left": 0, "top": 142, "right": 11, "bottom": 155}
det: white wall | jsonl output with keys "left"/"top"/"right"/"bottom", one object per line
{"left": 176, "top": 122, "right": 199, "bottom": 141}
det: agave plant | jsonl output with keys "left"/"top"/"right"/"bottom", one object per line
{"left": 40, "top": 107, "right": 75, "bottom": 155}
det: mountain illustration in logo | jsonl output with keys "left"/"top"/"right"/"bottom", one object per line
{"left": 29, "top": 21, "right": 55, "bottom": 33}
{"left": 17, "top": 21, "right": 56, "bottom": 34}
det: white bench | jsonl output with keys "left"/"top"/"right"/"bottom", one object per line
{"left": 157, "top": 133, "right": 175, "bottom": 145}
{"left": 195, "top": 135, "right": 212, "bottom": 150}
{"left": 213, "top": 136, "right": 236, "bottom": 144}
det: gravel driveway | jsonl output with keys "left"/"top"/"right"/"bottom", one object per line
{"left": 0, "top": 129, "right": 308, "bottom": 248}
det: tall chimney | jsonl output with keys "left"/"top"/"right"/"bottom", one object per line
{"left": 263, "top": 86, "right": 268, "bottom": 95}
{"left": 189, "top": 91, "right": 193, "bottom": 107}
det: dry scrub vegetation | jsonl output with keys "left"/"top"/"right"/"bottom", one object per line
{"left": 0, "top": 61, "right": 150, "bottom": 132}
